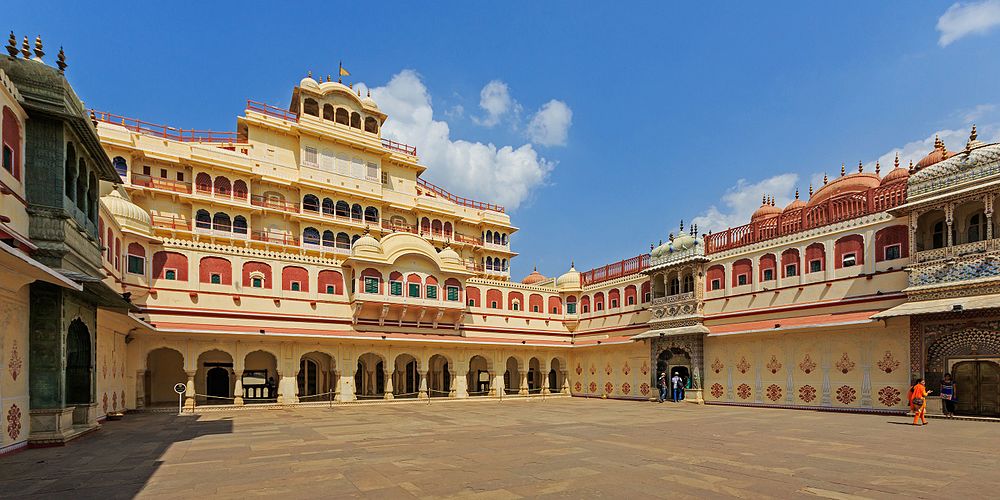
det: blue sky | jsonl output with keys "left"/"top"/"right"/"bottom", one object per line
{"left": 10, "top": 1, "right": 1000, "bottom": 279}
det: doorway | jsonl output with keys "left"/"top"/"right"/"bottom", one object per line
{"left": 953, "top": 360, "right": 1000, "bottom": 417}
{"left": 65, "top": 319, "right": 92, "bottom": 405}
{"left": 206, "top": 367, "right": 230, "bottom": 400}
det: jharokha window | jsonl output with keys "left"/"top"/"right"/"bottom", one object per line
{"left": 447, "top": 286, "right": 460, "bottom": 301}
{"left": 364, "top": 277, "right": 380, "bottom": 294}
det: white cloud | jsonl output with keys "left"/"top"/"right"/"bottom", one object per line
{"left": 444, "top": 104, "right": 464, "bottom": 120}
{"left": 868, "top": 123, "right": 1000, "bottom": 172}
{"left": 474, "top": 80, "right": 519, "bottom": 127}
{"left": 371, "top": 70, "right": 554, "bottom": 210}
{"left": 937, "top": 1, "right": 1000, "bottom": 46}
{"left": 691, "top": 173, "right": 800, "bottom": 234}
{"left": 962, "top": 103, "right": 996, "bottom": 122}
{"left": 527, "top": 100, "right": 573, "bottom": 147}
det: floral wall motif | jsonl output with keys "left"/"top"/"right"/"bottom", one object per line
{"left": 6, "top": 404, "right": 21, "bottom": 441}
{"left": 570, "top": 341, "right": 649, "bottom": 399}
{"left": 95, "top": 325, "right": 128, "bottom": 418}
{"left": 7, "top": 340, "right": 21, "bottom": 382}
{"left": 1, "top": 291, "right": 29, "bottom": 451}
{"left": 704, "top": 318, "right": 909, "bottom": 410}
{"left": 877, "top": 386, "right": 901, "bottom": 407}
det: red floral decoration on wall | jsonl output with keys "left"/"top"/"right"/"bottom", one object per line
{"left": 639, "top": 382, "right": 650, "bottom": 396}
{"left": 878, "top": 386, "right": 901, "bottom": 407}
{"left": 121, "top": 391, "right": 126, "bottom": 409}
{"left": 622, "top": 361, "right": 631, "bottom": 376}
{"left": 112, "top": 392, "right": 118, "bottom": 411}
{"left": 736, "top": 356, "right": 751, "bottom": 374}
{"left": 640, "top": 361, "right": 649, "bottom": 376}
{"left": 766, "top": 384, "right": 782, "bottom": 402}
{"left": 736, "top": 383, "right": 752, "bottom": 400}
{"left": 588, "top": 381, "right": 598, "bottom": 393}
{"left": 604, "top": 382, "right": 614, "bottom": 394}
{"left": 8, "top": 340, "right": 22, "bottom": 381}
{"left": 6, "top": 404, "right": 21, "bottom": 440}
{"left": 766, "top": 355, "right": 782, "bottom": 375}
{"left": 876, "top": 351, "right": 900, "bottom": 374}
{"left": 835, "top": 353, "right": 855, "bottom": 374}
{"left": 622, "top": 382, "right": 631, "bottom": 395}
{"left": 798, "top": 354, "right": 816, "bottom": 374}
{"left": 575, "top": 363, "right": 583, "bottom": 376}
{"left": 711, "top": 358, "right": 724, "bottom": 374}
{"left": 102, "top": 393, "right": 109, "bottom": 412}
{"left": 574, "top": 381, "right": 582, "bottom": 392}
{"left": 589, "top": 364, "right": 596, "bottom": 376}
{"left": 710, "top": 383, "right": 724, "bottom": 398}
{"left": 605, "top": 362, "right": 613, "bottom": 376}
{"left": 102, "top": 358, "right": 107, "bottom": 379}
{"left": 798, "top": 385, "right": 817, "bottom": 403}
{"left": 836, "top": 385, "right": 856, "bottom": 405}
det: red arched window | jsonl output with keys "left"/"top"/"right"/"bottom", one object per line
{"left": 466, "top": 286, "right": 481, "bottom": 307}
{"left": 732, "top": 259, "right": 752, "bottom": 287}
{"left": 153, "top": 251, "right": 188, "bottom": 281}
{"left": 200, "top": 256, "right": 232, "bottom": 285}
{"left": 875, "top": 225, "right": 908, "bottom": 262}
{"left": 623, "top": 285, "right": 637, "bottom": 306}
{"left": 444, "top": 277, "right": 462, "bottom": 302}
{"left": 547, "top": 295, "right": 562, "bottom": 314}
{"left": 282, "top": 266, "right": 309, "bottom": 292}
{"left": 806, "top": 243, "right": 825, "bottom": 273}
{"left": 359, "top": 268, "right": 383, "bottom": 294}
{"left": 242, "top": 261, "right": 272, "bottom": 288}
{"left": 580, "top": 295, "right": 591, "bottom": 313}
{"left": 835, "top": 234, "right": 865, "bottom": 269}
{"left": 486, "top": 288, "right": 503, "bottom": 309}
{"left": 507, "top": 291, "right": 524, "bottom": 311}
{"left": 781, "top": 248, "right": 800, "bottom": 278}
{"left": 759, "top": 254, "right": 777, "bottom": 282}
{"left": 706, "top": 265, "right": 725, "bottom": 291}
{"left": 528, "top": 293, "right": 544, "bottom": 313}
{"left": 641, "top": 281, "right": 650, "bottom": 302}
{"left": 318, "top": 270, "right": 344, "bottom": 294}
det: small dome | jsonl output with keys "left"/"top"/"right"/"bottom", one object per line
{"left": 881, "top": 165, "right": 909, "bottom": 184}
{"left": 671, "top": 232, "right": 696, "bottom": 252}
{"left": 521, "top": 267, "right": 547, "bottom": 285}
{"left": 916, "top": 136, "right": 958, "bottom": 169}
{"left": 101, "top": 189, "right": 152, "bottom": 236}
{"left": 351, "top": 230, "right": 381, "bottom": 256}
{"left": 555, "top": 264, "right": 581, "bottom": 291}
{"left": 750, "top": 196, "right": 782, "bottom": 222}
{"left": 299, "top": 75, "right": 320, "bottom": 91}
{"left": 783, "top": 190, "right": 806, "bottom": 212}
{"left": 807, "top": 172, "right": 881, "bottom": 207}
{"left": 439, "top": 246, "right": 462, "bottom": 267}
{"left": 362, "top": 94, "right": 379, "bottom": 110}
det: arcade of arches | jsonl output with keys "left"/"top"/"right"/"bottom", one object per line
{"left": 134, "top": 341, "right": 571, "bottom": 408}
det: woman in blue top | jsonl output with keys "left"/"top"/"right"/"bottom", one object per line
{"left": 940, "top": 373, "right": 956, "bottom": 418}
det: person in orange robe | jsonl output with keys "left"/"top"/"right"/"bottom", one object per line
{"left": 909, "top": 378, "right": 931, "bottom": 426}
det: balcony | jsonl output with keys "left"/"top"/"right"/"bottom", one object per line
{"left": 580, "top": 254, "right": 650, "bottom": 286}
{"left": 93, "top": 110, "right": 243, "bottom": 143}
{"left": 381, "top": 138, "right": 417, "bottom": 157}
{"left": 908, "top": 238, "right": 1000, "bottom": 289}
{"left": 250, "top": 195, "right": 299, "bottom": 213}
{"left": 151, "top": 214, "right": 190, "bottom": 231}
{"left": 131, "top": 173, "right": 192, "bottom": 194}
{"left": 250, "top": 231, "right": 300, "bottom": 247}
{"left": 194, "top": 224, "right": 249, "bottom": 240}
{"left": 194, "top": 185, "right": 250, "bottom": 204}
{"left": 301, "top": 203, "right": 374, "bottom": 228}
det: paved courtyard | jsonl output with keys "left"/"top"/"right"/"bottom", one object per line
{"left": 1, "top": 398, "right": 998, "bottom": 499}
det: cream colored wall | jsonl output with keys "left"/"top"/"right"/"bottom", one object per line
{"left": 1, "top": 287, "right": 29, "bottom": 453}
{"left": 95, "top": 316, "right": 129, "bottom": 417}
{"left": 0, "top": 80, "right": 28, "bottom": 241}
{"left": 569, "top": 341, "right": 651, "bottom": 400}
{"left": 703, "top": 317, "right": 910, "bottom": 410}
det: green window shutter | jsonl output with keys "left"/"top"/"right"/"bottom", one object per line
{"left": 390, "top": 281, "right": 402, "bottom": 296}
{"left": 426, "top": 285, "right": 437, "bottom": 299}
{"left": 408, "top": 283, "right": 420, "bottom": 297}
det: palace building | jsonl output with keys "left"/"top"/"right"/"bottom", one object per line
{"left": 1, "top": 33, "right": 999, "bottom": 453}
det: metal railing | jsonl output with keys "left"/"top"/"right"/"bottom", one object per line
{"left": 580, "top": 254, "right": 651, "bottom": 286}
{"left": 151, "top": 214, "right": 190, "bottom": 231}
{"left": 250, "top": 195, "right": 299, "bottom": 212}
{"left": 381, "top": 138, "right": 417, "bottom": 156}
{"left": 417, "top": 177, "right": 505, "bottom": 213}
{"left": 245, "top": 100, "right": 299, "bottom": 122}
{"left": 92, "top": 110, "right": 240, "bottom": 143}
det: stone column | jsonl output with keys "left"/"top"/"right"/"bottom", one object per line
{"left": 366, "top": 368, "right": 376, "bottom": 395}
{"left": 541, "top": 362, "right": 551, "bottom": 395}
{"left": 491, "top": 371, "right": 501, "bottom": 397}
{"left": 134, "top": 370, "right": 146, "bottom": 409}
{"left": 333, "top": 370, "right": 343, "bottom": 402}
{"left": 945, "top": 203, "right": 955, "bottom": 247}
{"left": 518, "top": 370, "right": 529, "bottom": 396}
{"left": 418, "top": 370, "right": 429, "bottom": 399}
{"left": 384, "top": 369, "right": 395, "bottom": 400}
{"left": 450, "top": 365, "right": 462, "bottom": 398}
{"left": 277, "top": 371, "right": 298, "bottom": 404}
{"left": 561, "top": 370, "right": 570, "bottom": 394}
{"left": 339, "top": 367, "right": 356, "bottom": 402}
{"left": 184, "top": 370, "right": 196, "bottom": 410}
{"left": 233, "top": 371, "right": 244, "bottom": 406}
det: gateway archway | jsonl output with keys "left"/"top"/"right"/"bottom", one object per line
{"left": 952, "top": 360, "right": 1000, "bottom": 417}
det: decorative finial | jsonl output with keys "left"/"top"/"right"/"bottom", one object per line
{"left": 669, "top": 232, "right": 674, "bottom": 242}
{"left": 357, "top": 88, "right": 361, "bottom": 97}
{"left": 33, "top": 35, "right": 43, "bottom": 60}
{"left": 5, "top": 32, "right": 16, "bottom": 57}
{"left": 533, "top": 265, "right": 537, "bottom": 272}
{"left": 307, "top": 70, "right": 312, "bottom": 78}
{"left": 841, "top": 163, "right": 845, "bottom": 176}
{"left": 858, "top": 161, "right": 863, "bottom": 173}
{"left": 363, "top": 225, "right": 370, "bottom": 235}
{"left": 56, "top": 46, "right": 66, "bottom": 71}
{"left": 21, "top": 36, "right": 31, "bottom": 59}
{"left": 823, "top": 173, "right": 828, "bottom": 184}
{"left": 934, "top": 134, "right": 942, "bottom": 149}
{"left": 692, "top": 223, "right": 698, "bottom": 237}
{"left": 970, "top": 124, "right": 978, "bottom": 142}
{"left": 908, "top": 159, "right": 914, "bottom": 173}
{"left": 809, "top": 183, "right": 813, "bottom": 196}
{"left": 795, "top": 188, "right": 799, "bottom": 200}
{"left": 679, "top": 219, "right": 684, "bottom": 231}
{"left": 771, "top": 196, "right": 776, "bottom": 207}
{"left": 367, "top": 88, "right": 371, "bottom": 97}
{"left": 894, "top": 152, "right": 899, "bottom": 169}
{"left": 761, "top": 194, "right": 766, "bottom": 205}
{"left": 349, "top": 83, "right": 353, "bottom": 90}
{"left": 875, "top": 160, "right": 880, "bottom": 175}
{"left": 326, "top": 74, "right": 331, "bottom": 82}
{"left": 570, "top": 260, "right": 575, "bottom": 269}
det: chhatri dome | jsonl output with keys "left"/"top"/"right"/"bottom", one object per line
{"left": 783, "top": 189, "right": 806, "bottom": 212}
{"left": 881, "top": 153, "right": 910, "bottom": 185}
{"left": 915, "top": 135, "right": 958, "bottom": 170}
{"left": 750, "top": 195, "right": 782, "bottom": 222}
{"left": 101, "top": 188, "right": 152, "bottom": 237}
{"left": 807, "top": 162, "right": 881, "bottom": 207}
{"left": 521, "top": 266, "right": 547, "bottom": 285}
{"left": 555, "top": 262, "right": 582, "bottom": 291}
{"left": 438, "top": 244, "right": 462, "bottom": 268}
{"left": 351, "top": 227, "right": 382, "bottom": 255}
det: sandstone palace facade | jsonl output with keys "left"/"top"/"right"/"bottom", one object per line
{"left": 1, "top": 33, "right": 998, "bottom": 453}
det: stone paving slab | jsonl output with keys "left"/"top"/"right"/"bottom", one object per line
{"left": 0, "top": 398, "right": 998, "bottom": 499}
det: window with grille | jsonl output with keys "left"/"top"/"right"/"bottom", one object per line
{"left": 390, "top": 281, "right": 402, "bottom": 296}
{"left": 303, "top": 147, "right": 318, "bottom": 166}
{"left": 810, "top": 260, "right": 822, "bottom": 273}
{"left": 408, "top": 283, "right": 420, "bottom": 298}
{"left": 164, "top": 269, "right": 177, "bottom": 280}
{"left": 364, "top": 277, "right": 379, "bottom": 294}
{"left": 126, "top": 255, "right": 144, "bottom": 275}
{"left": 426, "top": 285, "right": 437, "bottom": 299}
{"left": 447, "top": 286, "right": 459, "bottom": 301}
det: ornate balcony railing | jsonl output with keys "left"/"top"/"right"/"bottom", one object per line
{"left": 131, "top": 173, "right": 193, "bottom": 194}
{"left": 417, "top": 177, "right": 505, "bottom": 213}
{"left": 381, "top": 138, "right": 417, "bottom": 156}
{"left": 245, "top": 100, "right": 299, "bottom": 122}
{"left": 250, "top": 195, "right": 299, "bottom": 213}
{"left": 151, "top": 214, "right": 190, "bottom": 231}
{"left": 580, "top": 254, "right": 650, "bottom": 286}
{"left": 704, "top": 181, "right": 907, "bottom": 254}
{"left": 92, "top": 110, "right": 241, "bottom": 143}
{"left": 907, "top": 238, "right": 1000, "bottom": 288}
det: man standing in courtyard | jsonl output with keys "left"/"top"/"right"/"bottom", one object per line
{"left": 671, "top": 372, "right": 683, "bottom": 402}
{"left": 658, "top": 372, "right": 668, "bottom": 402}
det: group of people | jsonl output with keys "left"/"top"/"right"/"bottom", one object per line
{"left": 656, "top": 371, "right": 687, "bottom": 403}
{"left": 908, "top": 373, "right": 958, "bottom": 426}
